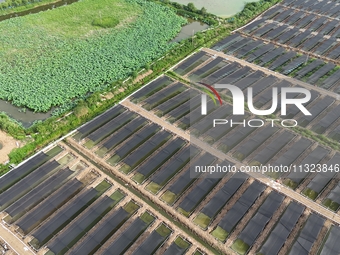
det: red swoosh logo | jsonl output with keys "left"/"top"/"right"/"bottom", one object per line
{"left": 198, "top": 82, "right": 223, "bottom": 106}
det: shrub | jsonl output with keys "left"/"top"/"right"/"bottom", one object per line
{"left": 92, "top": 16, "right": 119, "bottom": 28}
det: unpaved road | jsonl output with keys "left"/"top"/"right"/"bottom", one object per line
{"left": 0, "top": 222, "right": 34, "bottom": 255}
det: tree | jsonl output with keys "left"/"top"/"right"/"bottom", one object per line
{"left": 132, "top": 71, "right": 138, "bottom": 79}
{"left": 200, "top": 7, "right": 207, "bottom": 15}
{"left": 187, "top": 2, "right": 196, "bottom": 12}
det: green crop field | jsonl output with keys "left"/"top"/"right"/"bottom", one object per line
{"left": 0, "top": 0, "right": 186, "bottom": 112}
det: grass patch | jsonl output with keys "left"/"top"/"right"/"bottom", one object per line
{"left": 109, "top": 189, "right": 125, "bottom": 201}
{"left": 193, "top": 213, "right": 211, "bottom": 229}
{"left": 302, "top": 187, "right": 318, "bottom": 200}
{"left": 283, "top": 178, "right": 298, "bottom": 190}
{"left": 322, "top": 198, "right": 340, "bottom": 211}
{"left": 84, "top": 139, "right": 95, "bottom": 149}
{"left": 161, "top": 190, "right": 177, "bottom": 205}
{"left": 132, "top": 172, "right": 145, "bottom": 184}
{"left": 231, "top": 239, "right": 250, "bottom": 255}
{"left": 177, "top": 207, "right": 190, "bottom": 217}
{"left": 95, "top": 147, "right": 108, "bottom": 158}
{"left": 57, "top": 153, "right": 74, "bottom": 165}
{"left": 145, "top": 182, "right": 162, "bottom": 194}
{"left": 211, "top": 226, "right": 228, "bottom": 242}
{"left": 95, "top": 180, "right": 112, "bottom": 192}
{"left": 174, "top": 236, "right": 190, "bottom": 249}
{"left": 140, "top": 211, "right": 155, "bottom": 224}
{"left": 106, "top": 155, "right": 121, "bottom": 165}
{"left": 123, "top": 201, "right": 139, "bottom": 214}
{"left": 92, "top": 16, "right": 119, "bottom": 28}
{"left": 120, "top": 164, "right": 132, "bottom": 174}
{"left": 156, "top": 223, "right": 172, "bottom": 237}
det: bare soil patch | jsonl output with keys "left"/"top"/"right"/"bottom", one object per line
{"left": 0, "top": 131, "right": 19, "bottom": 164}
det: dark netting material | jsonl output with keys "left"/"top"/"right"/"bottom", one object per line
{"left": 0, "top": 152, "right": 48, "bottom": 193}
{"left": 282, "top": 55, "right": 309, "bottom": 74}
{"left": 253, "top": 23, "right": 277, "bottom": 37}
{"left": 263, "top": 25, "right": 288, "bottom": 40}
{"left": 314, "top": 39, "right": 337, "bottom": 55}
{"left": 166, "top": 95, "right": 201, "bottom": 123}
{"left": 155, "top": 89, "right": 196, "bottom": 117}
{"left": 251, "top": 131, "right": 295, "bottom": 165}
{"left": 295, "top": 60, "right": 324, "bottom": 79}
{"left": 235, "top": 41, "right": 263, "bottom": 58}
{"left": 298, "top": 96, "right": 334, "bottom": 127}
{"left": 101, "top": 217, "right": 152, "bottom": 255}
{"left": 312, "top": 104, "right": 340, "bottom": 134}
{"left": 218, "top": 66, "right": 252, "bottom": 84}
{"left": 299, "top": 35, "right": 323, "bottom": 51}
{"left": 151, "top": 146, "right": 200, "bottom": 186}
{"left": 255, "top": 80, "right": 291, "bottom": 108}
{"left": 284, "top": 90, "right": 319, "bottom": 119}
{"left": 102, "top": 117, "right": 147, "bottom": 150}
{"left": 271, "top": 137, "right": 312, "bottom": 167}
{"left": 189, "top": 57, "right": 225, "bottom": 78}
{"left": 68, "top": 207, "right": 130, "bottom": 255}
{"left": 170, "top": 153, "right": 216, "bottom": 195}
{"left": 243, "top": 75, "right": 278, "bottom": 97}
{"left": 288, "top": 213, "right": 325, "bottom": 255}
{"left": 87, "top": 111, "right": 135, "bottom": 143}
{"left": 16, "top": 179, "right": 84, "bottom": 234}
{"left": 276, "top": 28, "right": 298, "bottom": 44}
{"left": 272, "top": 9, "right": 293, "bottom": 22}
{"left": 286, "top": 146, "right": 329, "bottom": 185}
{"left": 163, "top": 241, "right": 189, "bottom": 255}
{"left": 217, "top": 181, "right": 265, "bottom": 235}
{"left": 307, "top": 63, "right": 336, "bottom": 84}
{"left": 0, "top": 160, "right": 60, "bottom": 210}
{"left": 137, "top": 138, "right": 186, "bottom": 178}
{"left": 305, "top": 153, "right": 340, "bottom": 195}
{"left": 295, "top": 14, "right": 314, "bottom": 29}
{"left": 233, "top": 70, "right": 265, "bottom": 91}
{"left": 258, "top": 202, "right": 305, "bottom": 255}
{"left": 288, "top": 26, "right": 311, "bottom": 44}
{"left": 178, "top": 177, "right": 222, "bottom": 213}
{"left": 236, "top": 191, "right": 284, "bottom": 250}
{"left": 122, "top": 131, "right": 171, "bottom": 168}
{"left": 5, "top": 168, "right": 73, "bottom": 220}
{"left": 285, "top": 11, "right": 304, "bottom": 25}
{"left": 142, "top": 83, "right": 186, "bottom": 110}
{"left": 191, "top": 105, "right": 233, "bottom": 136}
{"left": 173, "top": 51, "right": 206, "bottom": 73}
{"left": 114, "top": 124, "right": 160, "bottom": 159}
{"left": 131, "top": 227, "right": 171, "bottom": 255}
{"left": 218, "top": 126, "right": 258, "bottom": 153}
{"left": 47, "top": 196, "right": 118, "bottom": 255}
{"left": 178, "top": 100, "right": 217, "bottom": 129}
{"left": 201, "top": 172, "right": 247, "bottom": 219}
{"left": 319, "top": 225, "right": 340, "bottom": 255}
{"left": 202, "top": 62, "right": 240, "bottom": 85}
{"left": 224, "top": 38, "right": 253, "bottom": 54}
{"left": 130, "top": 76, "right": 173, "bottom": 102}
{"left": 259, "top": 48, "right": 285, "bottom": 66}
{"left": 320, "top": 69, "right": 340, "bottom": 89}
{"left": 233, "top": 126, "right": 279, "bottom": 161}
{"left": 212, "top": 33, "right": 241, "bottom": 50}
{"left": 31, "top": 186, "right": 102, "bottom": 246}
{"left": 78, "top": 105, "right": 125, "bottom": 137}
{"left": 247, "top": 44, "right": 275, "bottom": 62}
{"left": 269, "top": 52, "right": 297, "bottom": 70}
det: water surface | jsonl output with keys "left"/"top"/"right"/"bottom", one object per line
{"left": 173, "top": 0, "right": 261, "bottom": 17}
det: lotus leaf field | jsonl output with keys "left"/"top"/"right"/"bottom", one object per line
{"left": 0, "top": 0, "right": 186, "bottom": 112}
